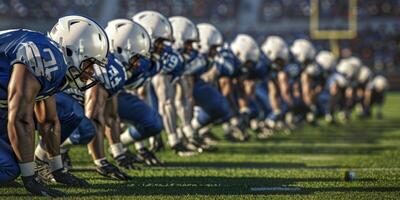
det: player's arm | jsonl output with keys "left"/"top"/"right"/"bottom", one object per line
{"left": 104, "top": 95, "right": 121, "bottom": 145}
{"left": 8, "top": 63, "right": 41, "bottom": 166}
{"left": 301, "top": 72, "right": 313, "bottom": 106}
{"left": 85, "top": 84, "right": 108, "bottom": 160}
{"left": 268, "top": 80, "right": 280, "bottom": 113}
{"left": 34, "top": 96, "right": 61, "bottom": 159}
{"left": 278, "top": 72, "right": 293, "bottom": 106}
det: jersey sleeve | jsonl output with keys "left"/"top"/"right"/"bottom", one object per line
{"left": 12, "top": 40, "right": 67, "bottom": 99}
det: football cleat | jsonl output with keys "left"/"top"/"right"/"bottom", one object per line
{"left": 114, "top": 152, "right": 141, "bottom": 170}
{"left": 138, "top": 148, "right": 164, "bottom": 166}
{"left": 96, "top": 160, "right": 133, "bottom": 181}
{"left": 35, "top": 157, "right": 89, "bottom": 187}
{"left": 171, "top": 142, "right": 198, "bottom": 157}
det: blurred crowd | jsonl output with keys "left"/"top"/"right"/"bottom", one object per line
{"left": 0, "top": 0, "right": 399, "bottom": 74}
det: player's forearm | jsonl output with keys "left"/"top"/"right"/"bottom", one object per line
{"left": 7, "top": 115, "right": 35, "bottom": 162}
{"left": 105, "top": 116, "right": 122, "bottom": 144}
{"left": 38, "top": 119, "right": 61, "bottom": 157}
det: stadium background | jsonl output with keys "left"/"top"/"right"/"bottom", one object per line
{"left": 0, "top": 0, "right": 399, "bottom": 88}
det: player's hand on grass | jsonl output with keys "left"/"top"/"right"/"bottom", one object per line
{"left": 21, "top": 175, "right": 66, "bottom": 197}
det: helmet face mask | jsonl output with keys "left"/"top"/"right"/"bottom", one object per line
{"left": 66, "top": 57, "right": 105, "bottom": 91}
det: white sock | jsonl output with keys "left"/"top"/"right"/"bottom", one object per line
{"left": 19, "top": 162, "right": 35, "bottom": 177}
{"left": 60, "top": 138, "right": 73, "bottom": 149}
{"left": 135, "top": 141, "right": 145, "bottom": 151}
{"left": 94, "top": 157, "right": 107, "bottom": 167}
{"left": 183, "top": 125, "right": 195, "bottom": 139}
{"left": 191, "top": 118, "right": 202, "bottom": 131}
{"left": 34, "top": 145, "right": 48, "bottom": 162}
{"left": 110, "top": 143, "right": 125, "bottom": 158}
{"left": 198, "top": 126, "right": 210, "bottom": 136}
{"left": 222, "top": 122, "right": 230, "bottom": 132}
{"left": 168, "top": 134, "right": 179, "bottom": 147}
{"left": 120, "top": 128, "right": 136, "bottom": 145}
{"left": 48, "top": 155, "right": 63, "bottom": 172}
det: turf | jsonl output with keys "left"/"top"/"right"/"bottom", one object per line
{"left": 1, "top": 93, "right": 400, "bottom": 199}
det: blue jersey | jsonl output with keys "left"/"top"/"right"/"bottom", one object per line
{"left": 214, "top": 44, "right": 241, "bottom": 78}
{"left": 182, "top": 51, "right": 209, "bottom": 78}
{"left": 0, "top": 29, "right": 67, "bottom": 104}
{"left": 158, "top": 45, "right": 185, "bottom": 80}
{"left": 284, "top": 63, "right": 302, "bottom": 86}
{"left": 246, "top": 53, "right": 269, "bottom": 80}
{"left": 304, "top": 63, "right": 325, "bottom": 88}
{"left": 95, "top": 53, "right": 127, "bottom": 97}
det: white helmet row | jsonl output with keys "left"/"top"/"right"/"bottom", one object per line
{"left": 49, "top": 15, "right": 109, "bottom": 91}
{"left": 347, "top": 56, "right": 362, "bottom": 69}
{"left": 132, "top": 10, "right": 173, "bottom": 43}
{"left": 169, "top": 16, "right": 199, "bottom": 50}
{"left": 196, "top": 23, "right": 223, "bottom": 54}
{"left": 261, "top": 36, "right": 288, "bottom": 62}
{"left": 357, "top": 66, "right": 372, "bottom": 84}
{"left": 230, "top": 34, "right": 260, "bottom": 63}
{"left": 373, "top": 75, "right": 389, "bottom": 91}
{"left": 290, "top": 39, "right": 316, "bottom": 64}
{"left": 105, "top": 19, "right": 151, "bottom": 63}
{"left": 336, "top": 58, "right": 360, "bottom": 80}
{"left": 316, "top": 51, "right": 336, "bottom": 72}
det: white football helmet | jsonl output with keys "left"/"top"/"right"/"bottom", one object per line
{"left": 335, "top": 74, "right": 348, "bottom": 88}
{"left": 316, "top": 51, "right": 336, "bottom": 72}
{"left": 305, "top": 63, "right": 322, "bottom": 76}
{"left": 261, "top": 35, "right": 288, "bottom": 62}
{"left": 290, "top": 39, "right": 316, "bottom": 64}
{"left": 336, "top": 59, "right": 358, "bottom": 80}
{"left": 169, "top": 16, "right": 199, "bottom": 50}
{"left": 196, "top": 23, "right": 223, "bottom": 54}
{"left": 49, "top": 15, "right": 109, "bottom": 91}
{"left": 357, "top": 66, "right": 372, "bottom": 84}
{"left": 132, "top": 11, "right": 173, "bottom": 43}
{"left": 373, "top": 75, "right": 389, "bottom": 91}
{"left": 105, "top": 19, "right": 151, "bottom": 62}
{"left": 347, "top": 56, "right": 362, "bottom": 69}
{"left": 230, "top": 34, "right": 260, "bottom": 63}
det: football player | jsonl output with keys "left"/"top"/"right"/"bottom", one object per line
{"left": 291, "top": 39, "right": 323, "bottom": 125}
{"left": 105, "top": 19, "right": 164, "bottom": 166}
{"left": 362, "top": 75, "right": 388, "bottom": 119}
{"left": 189, "top": 23, "right": 232, "bottom": 144}
{"left": 260, "top": 36, "right": 294, "bottom": 132}
{"left": 0, "top": 15, "right": 108, "bottom": 196}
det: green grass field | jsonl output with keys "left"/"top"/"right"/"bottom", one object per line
{"left": 1, "top": 93, "right": 400, "bottom": 199}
